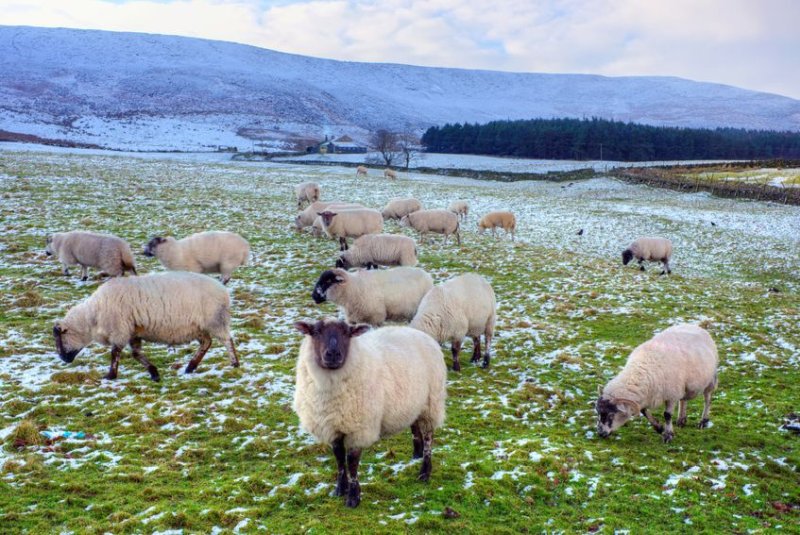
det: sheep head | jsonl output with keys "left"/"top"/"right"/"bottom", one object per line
{"left": 45, "top": 235, "right": 54, "bottom": 256}
{"left": 595, "top": 396, "right": 636, "bottom": 438}
{"left": 312, "top": 269, "right": 347, "bottom": 304}
{"left": 53, "top": 322, "right": 84, "bottom": 363}
{"left": 295, "top": 318, "right": 369, "bottom": 370}
{"left": 621, "top": 249, "right": 634, "bottom": 265}
{"left": 143, "top": 236, "right": 168, "bottom": 257}
{"left": 317, "top": 211, "right": 337, "bottom": 226}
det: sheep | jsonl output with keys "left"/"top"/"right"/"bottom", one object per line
{"left": 295, "top": 182, "right": 320, "bottom": 209}
{"left": 45, "top": 231, "right": 137, "bottom": 281}
{"left": 477, "top": 211, "right": 516, "bottom": 241}
{"left": 336, "top": 234, "right": 418, "bottom": 270}
{"left": 399, "top": 209, "right": 461, "bottom": 245}
{"left": 448, "top": 200, "right": 469, "bottom": 222}
{"left": 53, "top": 272, "right": 239, "bottom": 381}
{"left": 381, "top": 198, "right": 422, "bottom": 220}
{"left": 143, "top": 231, "right": 250, "bottom": 284}
{"left": 317, "top": 209, "right": 383, "bottom": 251}
{"left": 356, "top": 165, "right": 368, "bottom": 177}
{"left": 293, "top": 318, "right": 447, "bottom": 507}
{"left": 384, "top": 168, "right": 397, "bottom": 180}
{"left": 595, "top": 324, "right": 718, "bottom": 443}
{"left": 410, "top": 273, "right": 496, "bottom": 371}
{"left": 295, "top": 201, "right": 365, "bottom": 230}
{"left": 312, "top": 267, "right": 433, "bottom": 326}
{"left": 622, "top": 237, "right": 673, "bottom": 275}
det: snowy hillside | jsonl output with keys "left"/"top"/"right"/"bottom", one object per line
{"left": 2, "top": 26, "right": 800, "bottom": 151}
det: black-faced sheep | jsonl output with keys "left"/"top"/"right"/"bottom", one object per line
{"left": 336, "top": 234, "right": 418, "bottom": 270}
{"left": 400, "top": 209, "right": 460, "bottom": 245}
{"left": 317, "top": 209, "right": 383, "bottom": 251}
{"left": 143, "top": 231, "right": 250, "bottom": 284}
{"left": 622, "top": 237, "right": 673, "bottom": 275}
{"left": 477, "top": 211, "right": 516, "bottom": 241}
{"left": 293, "top": 318, "right": 446, "bottom": 507}
{"left": 45, "top": 231, "right": 137, "bottom": 281}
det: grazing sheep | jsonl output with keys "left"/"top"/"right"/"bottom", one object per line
{"left": 336, "top": 234, "right": 418, "bottom": 270}
{"left": 448, "top": 200, "right": 469, "bottom": 222}
{"left": 477, "top": 211, "right": 516, "bottom": 241}
{"left": 400, "top": 209, "right": 460, "bottom": 245}
{"left": 622, "top": 237, "right": 673, "bottom": 275}
{"left": 356, "top": 165, "right": 368, "bottom": 177}
{"left": 45, "top": 231, "right": 137, "bottom": 281}
{"left": 312, "top": 267, "right": 433, "bottom": 325}
{"left": 143, "top": 231, "right": 249, "bottom": 284}
{"left": 53, "top": 272, "right": 239, "bottom": 381}
{"left": 295, "top": 182, "right": 320, "bottom": 209}
{"left": 295, "top": 201, "right": 365, "bottom": 230}
{"left": 381, "top": 198, "right": 422, "bottom": 220}
{"left": 596, "top": 324, "right": 718, "bottom": 443}
{"left": 317, "top": 209, "right": 383, "bottom": 251}
{"left": 384, "top": 169, "right": 397, "bottom": 180}
{"left": 411, "top": 273, "right": 496, "bottom": 371}
{"left": 293, "top": 318, "right": 447, "bottom": 507}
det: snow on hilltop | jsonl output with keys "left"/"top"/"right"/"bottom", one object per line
{"left": 1, "top": 25, "right": 800, "bottom": 151}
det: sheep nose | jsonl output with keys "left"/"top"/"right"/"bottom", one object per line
{"left": 597, "top": 427, "right": 609, "bottom": 438}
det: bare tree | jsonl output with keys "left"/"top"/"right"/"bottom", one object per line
{"left": 397, "top": 128, "right": 421, "bottom": 171}
{"left": 369, "top": 129, "right": 400, "bottom": 166}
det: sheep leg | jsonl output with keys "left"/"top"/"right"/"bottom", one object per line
{"left": 410, "top": 421, "right": 423, "bottom": 459}
{"left": 332, "top": 437, "right": 349, "bottom": 497}
{"left": 638, "top": 258, "right": 645, "bottom": 271}
{"left": 641, "top": 409, "right": 664, "bottom": 434}
{"left": 80, "top": 265, "right": 89, "bottom": 281}
{"left": 61, "top": 263, "right": 71, "bottom": 276}
{"left": 224, "top": 335, "right": 240, "bottom": 368}
{"left": 455, "top": 229, "right": 461, "bottom": 246}
{"left": 470, "top": 336, "right": 481, "bottom": 363}
{"left": 339, "top": 237, "right": 348, "bottom": 251}
{"left": 482, "top": 331, "right": 492, "bottom": 369}
{"left": 699, "top": 376, "right": 717, "bottom": 429}
{"left": 220, "top": 272, "right": 231, "bottom": 285}
{"left": 104, "top": 345, "right": 122, "bottom": 380}
{"left": 419, "top": 428, "right": 433, "bottom": 482}
{"left": 130, "top": 338, "right": 160, "bottom": 382}
{"left": 345, "top": 449, "right": 362, "bottom": 508}
{"left": 662, "top": 400, "right": 676, "bottom": 443}
{"left": 450, "top": 340, "right": 462, "bottom": 372}
{"left": 185, "top": 333, "right": 212, "bottom": 374}
{"left": 660, "top": 258, "right": 672, "bottom": 276}
{"left": 676, "top": 400, "right": 687, "bottom": 427}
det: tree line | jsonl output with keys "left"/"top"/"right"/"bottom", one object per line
{"left": 420, "top": 118, "right": 800, "bottom": 161}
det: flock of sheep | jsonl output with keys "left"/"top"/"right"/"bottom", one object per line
{"left": 44, "top": 168, "right": 717, "bottom": 509}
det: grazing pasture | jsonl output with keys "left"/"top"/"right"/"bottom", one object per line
{"left": 0, "top": 150, "right": 799, "bottom": 532}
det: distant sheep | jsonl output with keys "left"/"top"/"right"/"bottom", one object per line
{"left": 381, "top": 198, "right": 422, "bottom": 220}
{"left": 478, "top": 211, "right": 516, "bottom": 240}
{"left": 295, "top": 182, "right": 320, "bottom": 209}
{"left": 336, "top": 234, "right": 418, "bottom": 270}
{"left": 596, "top": 324, "right": 718, "bottom": 443}
{"left": 622, "top": 237, "right": 673, "bottom": 275}
{"left": 384, "top": 169, "right": 397, "bottom": 180}
{"left": 448, "top": 200, "right": 469, "bottom": 222}
{"left": 45, "top": 231, "right": 137, "bottom": 281}
{"left": 356, "top": 165, "right": 368, "bottom": 177}
{"left": 53, "top": 272, "right": 239, "bottom": 381}
{"left": 317, "top": 209, "right": 383, "bottom": 251}
{"left": 294, "top": 318, "right": 447, "bottom": 507}
{"left": 295, "top": 201, "right": 364, "bottom": 230}
{"left": 411, "top": 273, "right": 496, "bottom": 371}
{"left": 312, "top": 267, "right": 433, "bottom": 325}
{"left": 400, "top": 209, "right": 460, "bottom": 245}
{"left": 143, "top": 231, "right": 249, "bottom": 284}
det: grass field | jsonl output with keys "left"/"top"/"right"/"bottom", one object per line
{"left": 1, "top": 150, "right": 799, "bottom": 533}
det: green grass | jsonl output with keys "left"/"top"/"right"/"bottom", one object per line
{"left": 0, "top": 150, "right": 799, "bottom": 533}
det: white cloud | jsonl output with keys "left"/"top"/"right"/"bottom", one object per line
{"left": 1, "top": 0, "right": 798, "bottom": 99}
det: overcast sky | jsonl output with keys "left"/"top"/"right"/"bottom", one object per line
{"left": 2, "top": 0, "right": 799, "bottom": 99}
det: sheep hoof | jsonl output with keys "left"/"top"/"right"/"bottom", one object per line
{"left": 149, "top": 368, "right": 161, "bottom": 382}
{"left": 103, "top": 372, "right": 117, "bottom": 380}
{"left": 639, "top": 266, "right": 645, "bottom": 272}
{"left": 418, "top": 471, "right": 430, "bottom": 483}
{"left": 662, "top": 430, "right": 674, "bottom": 443}
{"left": 676, "top": 416, "right": 687, "bottom": 427}
{"left": 698, "top": 418, "right": 710, "bottom": 429}
{"left": 185, "top": 363, "right": 198, "bottom": 374}
{"left": 654, "top": 424, "right": 664, "bottom": 434}
{"left": 334, "top": 478, "right": 349, "bottom": 497}
{"left": 451, "top": 361, "right": 461, "bottom": 372}
{"left": 81, "top": 276, "right": 88, "bottom": 282}
{"left": 345, "top": 483, "right": 361, "bottom": 508}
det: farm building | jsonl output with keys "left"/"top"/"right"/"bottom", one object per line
{"left": 307, "top": 135, "right": 367, "bottom": 154}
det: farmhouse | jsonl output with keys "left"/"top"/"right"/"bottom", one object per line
{"left": 307, "top": 135, "right": 367, "bottom": 154}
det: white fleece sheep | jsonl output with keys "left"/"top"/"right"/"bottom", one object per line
{"left": 477, "top": 211, "right": 516, "bottom": 240}
{"left": 317, "top": 209, "right": 384, "bottom": 251}
{"left": 448, "top": 200, "right": 469, "bottom": 221}
{"left": 295, "top": 201, "right": 365, "bottom": 230}
{"left": 143, "top": 231, "right": 250, "bottom": 284}
{"left": 381, "top": 198, "right": 422, "bottom": 220}
{"left": 595, "top": 324, "right": 718, "bottom": 443}
{"left": 399, "top": 209, "right": 460, "bottom": 245}
{"left": 295, "top": 182, "right": 320, "bottom": 209}
{"left": 356, "top": 165, "right": 368, "bottom": 177}
{"left": 336, "top": 234, "right": 418, "bottom": 269}
{"left": 46, "top": 231, "right": 137, "bottom": 281}
{"left": 312, "top": 267, "right": 433, "bottom": 325}
{"left": 384, "top": 168, "right": 397, "bottom": 180}
{"left": 293, "top": 318, "right": 447, "bottom": 507}
{"left": 622, "top": 237, "right": 673, "bottom": 275}
{"left": 53, "top": 272, "right": 239, "bottom": 381}
{"left": 411, "top": 273, "right": 496, "bottom": 371}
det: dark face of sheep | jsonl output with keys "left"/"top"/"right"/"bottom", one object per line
{"left": 294, "top": 319, "right": 370, "bottom": 370}
{"left": 335, "top": 256, "right": 351, "bottom": 270}
{"left": 53, "top": 324, "right": 82, "bottom": 363}
{"left": 45, "top": 236, "right": 54, "bottom": 256}
{"left": 143, "top": 236, "right": 166, "bottom": 257}
{"left": 595, "top": 397, "right": 633, "bottom": 437}
{"left": 317, "top": 211, "right": 337, "bottom": 226}
{"left": 621, "top": 249, "right": 634, "bottom": 265}
{"left": 312, "top": 270, "right": 345, "bottom": 304}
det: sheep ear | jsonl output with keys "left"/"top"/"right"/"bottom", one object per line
{"left": 294, "top": 321, "right": 316, "bottom": 336}
{"left": 597, "top": 385, "right": 603, "bottom": 397}
{"left": 349, "top": 324, "right": 370, "bottom": 338}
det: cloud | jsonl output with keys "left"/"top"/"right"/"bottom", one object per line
{"left": 1, "top": 0, "right": 798, "bottom": 99}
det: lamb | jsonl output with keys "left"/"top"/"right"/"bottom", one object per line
{"left": 45, "top": 231, "right": 137, "bottom": 281}
{"left": 356, "top": 165, "right": 368, "bottom": 177}
{"left": 384, "top": 168, "right": 397, "bottom": 180}
{"left": 317, "top": 209, "right": 384, "bottom": 251}
{"left": 399, "top": 209, "right": 461, "bottom": 245}
{"left": 53, "top": 272, "right": 239, "bottom": 381}
{"left": 448, "top": 200, "right": 469, "bottom": 221}
{"left": 410, "top": 273, "right": 496, "bottom": 371}
{"left": 293, "top": 318, "right": 446, "bottom": 507}
{"left": 312, "top": 267, "right": 433, "bottom": 325}
{"left": 295, "top": 182, "right": 320, "bottom": 209}
{"left": 477, "top": 211, "right": 516, "bottom": 241}
{"left": 295, "top": 201, "right": 365, "bottom": 230}
{"left": 336, "top": 234, "right": 418, "bottom": 270}
{"left": 622, "top": 237, "right": 673, "bottom": 275}
{"left": 381, "top": 198, "right": 422, "bottom": 220}
{"left": 143, "top": 231, "right": 250, "bottom": 284}
{"left": 595, "top": 324, "right": 718, "bottom": 443}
